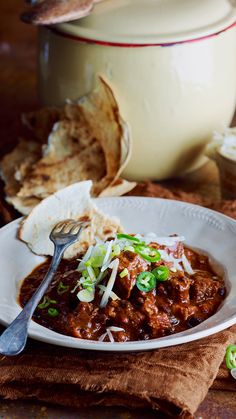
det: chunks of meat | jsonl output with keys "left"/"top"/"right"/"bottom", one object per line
{"left": 156, "top": 282, "right": 169, "bottom": 297}
{"left": 138, "top": 292, "right": 158, "bottom": 318}
{"left": 198, "top": 299, "right": 222, "bottom": 317}
{"left": 190, "top": 271, "right": 224, "bottom": 303}
{"left": 105, "top": 299, "right": 145, "bottom": 326}
{"left": 105, "top": 299, "right": 145, "bottom": 340}
{"left": 68, "top": 302, "right": 106, "bottom": 339}
{"left": 149, "top": 312, "right": 173, "bottom": 338}
{"left": 115, "top": 250, "right": 149, "bottom": 299}
{"left": 170, "top": 274, "right": 192, "bottom": 303}
{"left": 136, "top": 291, "right": 172, "bottom": 337}
{"left": 20, "top": 241, "right": 226, "bottom": 342}
{"left": 172, "top": 303, "right": 198, "bottom": 322}
{"left": 184, "top": 248, "right": 212, "bottom": 271}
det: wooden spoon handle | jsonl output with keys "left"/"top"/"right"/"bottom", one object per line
{"left": 21, "top": 0, "right": 95, "bottom": 25}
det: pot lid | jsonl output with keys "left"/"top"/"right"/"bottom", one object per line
{"left": 56, "top": 0, "right": 236, "bottom": 45}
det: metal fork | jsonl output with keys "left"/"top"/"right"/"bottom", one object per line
{"left": 0, "top": 219, "right": 88, "bottom": 356}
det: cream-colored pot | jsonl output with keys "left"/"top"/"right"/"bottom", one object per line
{"left": 38, "top": 0, "right": 236, "bottom": 180}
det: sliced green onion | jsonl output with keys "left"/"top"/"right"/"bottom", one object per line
{"left": 124, "top": 245, "right": 135, "bottom": 252}
{"left": 98, "top": 244, "right": 106, "bottom": 252}
{"left": 117, "top": 233, "right": 141, "bottom": 243}
{"left": 85, "top": 250, "right": 105, "bottom": 268}
{"left": 82, "top": 269, "right": 89, "bottom": 278}
{"left": 57, "top": 281, "right": 69, "bottom": 295}
{"left": 226, "top": 345, "right": 236, "bottom": 369}
{"left": 152, "top": 266, "right": 169, "bottom": 281}
{"left": 38, "top": 296, "right": 57, "bottom": 309}
{"left": 86, "top": 265, "right": 96, "bottom": 282}
{"left": 135, "top": 244, "right": 160, "bottom": 263}
{"left": 48, "top": 308, "right": 59, "bottom": 317}
{"left": 136, "top": 271, "right": 156, "bottom": 292}
{"left": 82, "top": 280, "right": 94, "bottom": 289}
{"left": 120, "top": 268, "right": 129, "bottom": 278}
{"left": 77, "top": 288, "right": 95, "bottom": 302}
{"left": 93, "top": 267, "right": 100, "bottom": 277}
{"left": 112, "top": 244, "right": 121, "bottom": 257}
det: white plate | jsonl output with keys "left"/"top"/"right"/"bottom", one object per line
{"left": 0, "top": 197, "right": 236, "bottom": 352}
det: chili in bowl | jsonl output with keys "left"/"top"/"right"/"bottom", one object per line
{"left": 19, "top": 232, "right": 226, "bottom": 343}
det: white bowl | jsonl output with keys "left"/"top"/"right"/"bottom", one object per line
{"left": 0, "top": 197, "right": 236, "bottom": 352}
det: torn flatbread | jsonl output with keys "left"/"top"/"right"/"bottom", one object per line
{"left": 0, "top": 77, "right": 134, "bottom": 214}
{"left": 19, "top": 181, "right": 122, "bottom": 259}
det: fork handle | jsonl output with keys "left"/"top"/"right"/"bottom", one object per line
{"left": 0, "top": 244, "right": 65, "bottom": 356}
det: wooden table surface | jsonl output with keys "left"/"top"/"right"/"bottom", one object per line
{"left": 1, "top": 1, "right": 236, "bottom": 418}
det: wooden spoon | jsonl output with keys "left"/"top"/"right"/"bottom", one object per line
{"left": 21, "top": 0, "right": 103, "bottom": 25}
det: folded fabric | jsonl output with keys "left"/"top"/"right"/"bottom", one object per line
{"left": 212, "top": 360, "right": 236, "bottom": 392}
{"left": 0, "top": 325, "right": 235, "bottom": 418}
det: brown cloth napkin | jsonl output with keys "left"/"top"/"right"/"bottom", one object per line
{"left": 0, "top": 327, "right": 235, "bottom": 418}
{"left": 0, "top": 181, "right": 236, "bottom": 418}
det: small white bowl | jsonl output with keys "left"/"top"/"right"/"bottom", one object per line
{"left": 216, "top": 150, "right": 236, "bottom": 199}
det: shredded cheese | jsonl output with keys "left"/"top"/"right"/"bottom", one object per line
{"left": 108, "top": 326, "right": 125, "bottom": 332}
{"left": 98, "top": 332, "right": 107, "bottom": 342}
{"left": 181, "top": 253, "right": 195, "bottom": 275}
{"left": 140, "top": 233, "right": 185, "bottom": 246}
{"left": 98, "top": 285, "right": 120, "bottom": 301}
{"left": 106, "top": 329, "right": 114, "bottom": 343}
{"left": 100, "top": 258, "right": 119, "bottom": 308}
{"left": 101, "top": 240, "right": 114, "bottom": 272}
{"left": 77, "top": 245, "right": 93, "bottom": 272}
{"left": 71, "top": 280, "right": 80, "bottom": 294}
{"left": 98, "top": 326, "right": 125, "bottom": 342}
{"left": 87, "top": 265, "right": 96, "bottom": 282}
{"left": 158, "top": 250, "right": 183, "bottom": 271}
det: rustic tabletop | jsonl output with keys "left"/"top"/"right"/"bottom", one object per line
{"left": 0, "top": 1, "right": 236, "bottom": 418}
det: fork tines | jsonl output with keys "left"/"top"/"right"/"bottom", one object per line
{"left": 52, "top": 219, "right": 88, "bottom": 235}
